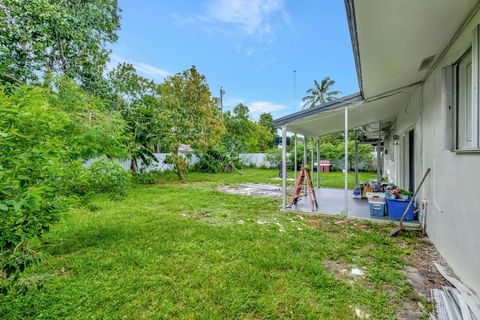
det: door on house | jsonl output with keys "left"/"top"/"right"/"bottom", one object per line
{"left": 402, "top": 129, "right": 415, "bottom": 192}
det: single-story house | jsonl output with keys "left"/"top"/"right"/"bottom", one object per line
{"left": 273, "top": 0, "right": 480, "bottom": 297}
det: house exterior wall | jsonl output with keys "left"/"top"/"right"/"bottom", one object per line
{"left": 384, "top": 10, "right": 480, "bottom": 296}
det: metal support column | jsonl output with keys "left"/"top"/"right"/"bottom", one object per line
{"left": 310, "top": 138, "right": 314, "bottom": 178}
{"left": 344, "top": 108, "right": 349, "bottom": 216}
{"left": 281, "top": 126, "right": 287, "bottom": 210}
{"left": 354, "top": 132, "right": 359, "bottom": 186}
{"left": 316, "top": 138, "right": 320, "bottom": 188}
{"left": 294, "top": 133, "right": 297, "bottom": 174}
{"left": 377, "top": 131, "right": 381, "bottom": 183}
{"left": 303, "top": 136, "right": 307, "bottom": 193}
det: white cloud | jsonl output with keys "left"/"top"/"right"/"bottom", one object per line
{"left": 169, "top": 0, "right": 290, "bottom": 56}
{"left": 109, "top": 54, "right": 171, "bottom": 81}
{"left": 205, "top": 0, "right": 287, "bottom": 36}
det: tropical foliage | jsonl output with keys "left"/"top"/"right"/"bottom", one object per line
{"left": 0, "top": 0, "right": 120, "bottom": 93}
{"left": 0, "top": 81, "right": 129, "bottom": 286}
{"left": 302, "top": 77, "right": 341, "bottom": 109}
{"left": 158, "top": 66, "right": 224, "bottom": 180}
{"left": 106, "top": 63, "right": 161, "bottom": 173}
{"left": 222, "top": 104, "right": 276, "bottom": 153}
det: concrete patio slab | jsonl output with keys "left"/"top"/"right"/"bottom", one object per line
{"left": 291, "top": 188, "right": 422, "bottom": 228}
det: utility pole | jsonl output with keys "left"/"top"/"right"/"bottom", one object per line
{"left": 219, "top": 86, "right": 225, "bottom": 113}
{"left": 293, "top": 69, "right": 297, "bottom": 111}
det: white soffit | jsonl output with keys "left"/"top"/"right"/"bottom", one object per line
{"left": 285, "top": 92, "right": 409, "bottom": 137}
{"left": 354, "top": 0, "right": 478, "bottom": 98}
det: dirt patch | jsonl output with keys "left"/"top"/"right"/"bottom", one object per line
{"left": 325, "top": 260, "right": 349, "bottom": 278}
{"left": 218, "top": 185, "right": 281, "bottom": 197}
{"left": 403, "top": 237, "right": 451, "bottom": 300}
{"left": 397, "top": 236, "right": 451, "bottom": 319}
{"left": 181, "top": 211, "right": 212, "bottom": 219}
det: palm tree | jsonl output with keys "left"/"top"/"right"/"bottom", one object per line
{"left": 302, "top": 77, "right": 341, "bottom": 109}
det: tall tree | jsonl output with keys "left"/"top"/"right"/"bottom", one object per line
{"left": 302, "top": 77, "right": 341, "bottom": 109}
{"left": 258, "top": 113, "right": 276, "bottom": 148}
{"left": 0, "top": 0, "right": 120, "bottom": 92}
{"left": 158, "top": 66, "right": 224, "bottom": 180}
{"left": 107, "top": 63, "right": 161, "bottom": 173}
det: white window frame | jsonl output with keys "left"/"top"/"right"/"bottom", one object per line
{"left": 444, "top": 25, "right": 480, "bottom": 153}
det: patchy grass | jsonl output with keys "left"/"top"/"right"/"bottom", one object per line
{"left": 158, "top": 168, "right": 376, "bottom": 189}
{"left": 1, "top": 170, "right": 419, "bottom": 319}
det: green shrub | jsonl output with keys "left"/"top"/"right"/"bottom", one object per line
{"left": 0, "top": 81, "right": 129, "bottom": 288}
{"left": 132, "top": 171, "right": 162, "bottom": 185}
{"left": 194, "top": 145, "right": 241, "bottom": 173}
{"left": 86, "top": 159, "right": 131, "bottom": 200}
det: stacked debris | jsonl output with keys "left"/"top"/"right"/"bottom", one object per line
{"left": 431, "top": 263, "right": 480, "bottom": 320}
{"left": 431, "top": 287, "right": 478, "bottom": 320}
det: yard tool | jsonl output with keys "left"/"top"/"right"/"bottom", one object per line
{"left": 390, "top": 168, "right": 431, "bottom": 236}
{"left": 287, "top": 165, "right": 318, "bottom": 212}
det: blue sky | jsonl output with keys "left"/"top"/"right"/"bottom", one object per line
{"left": 111, "top": 0, "right": 358, "bottom": 119}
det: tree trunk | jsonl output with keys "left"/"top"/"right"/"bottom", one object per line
{"left": 130, "top": 158, "right": 138, "bottom": 174}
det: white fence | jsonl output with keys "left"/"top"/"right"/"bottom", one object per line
{"left": 240, "top": 153, "right": 277, "bottom": 168}
{"left": 116, "top": 153, "right": 277, "bottom": 172}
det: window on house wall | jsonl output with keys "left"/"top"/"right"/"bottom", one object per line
{"left": 455, "top": 49, "right": 473, "bottom": 150}
{"left": 443, "top": 26, "right": 480, "bottom": 152}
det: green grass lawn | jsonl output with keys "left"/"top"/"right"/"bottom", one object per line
{"left": 157, "top": 168, "right": 377, "bottom": 189}
{"left": 1, "top": 169, "right": 422, "bottom": 319}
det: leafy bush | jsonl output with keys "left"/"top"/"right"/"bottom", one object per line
{"left": 132, "top": 171, "right": 162, "bottom": 185}
{"left": 86, "top": 159, "right": 131, "bottom": 200}
{"left": 0, "top": 82, "right": 129, "bottom": 288}
{"left": 194, "top": 145, "right": 242, "bottom": 173}
{"left": 264, "top": 148, "right": 282, "bottom": 167}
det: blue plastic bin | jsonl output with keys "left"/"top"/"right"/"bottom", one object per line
{"left": 369, "top": 202, "right": 385, "bottom": 216}
{"left": 386, "top": 198, "right": 414, "bottom": 221}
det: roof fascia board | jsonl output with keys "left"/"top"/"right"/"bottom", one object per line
{"left": 273, "top": 93, "right": 363, "bottom": 127}
{"left": 344, "top": 0, "right": 363, "bottom": 96}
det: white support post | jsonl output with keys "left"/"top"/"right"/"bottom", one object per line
{"left": 310, "top": 139, "right": 314, "bottom": 175}
{"left": 344, "top": 108, "right": 349, "bottom": 216}
{"left": 316, "top": 138, "right": 320, "bottom": 188}
{"left": 294, "top": 133, "right": 297, "bottom": 174}
{"left": 303, "top": 136, "right": 307, "bottom": 193}
{"left": 282, "top": 126, "right": 287, "bottom": 210}
{"left": 303, "top": 136, "right": 307, "bottom": 167}
{"left": 377, "top": 131, "right": 381, "bottom": 183}
{"left": 354, "top": 133, "right": 359, "bottom": 186}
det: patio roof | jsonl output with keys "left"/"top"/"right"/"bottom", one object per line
{"left": 346, "top": 0, "right": 478, "bottom": 99}
{"left": 273, "top": 88, "right": 413, "bottom": 137}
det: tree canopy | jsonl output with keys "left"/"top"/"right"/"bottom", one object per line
{"left": 302, "top": 77, "right": 341, "bottom": 109}
{"left": 0, "top": 0, "right": 120, "bottom": 92}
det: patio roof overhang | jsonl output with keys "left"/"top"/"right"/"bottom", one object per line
{"left": 273, "top": 89, "right": 412, "bottom": 138}
{"left": 346, "top": 0, "right": 479, "bottom": 99}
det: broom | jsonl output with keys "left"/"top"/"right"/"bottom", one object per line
{"left": 390, "top": 168, "right": 431, "bottom": 236}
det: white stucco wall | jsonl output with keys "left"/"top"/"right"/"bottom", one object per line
{"left": 385, "top": 11, "right": 480, "bottom": 296}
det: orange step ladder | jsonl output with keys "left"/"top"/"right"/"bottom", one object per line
{"left": 287, "top": 165, "right": 318, "bottom": 212}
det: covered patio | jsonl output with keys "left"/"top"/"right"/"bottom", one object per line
{"left": 273, "top": 91, "right": 421, "bottom": 228}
